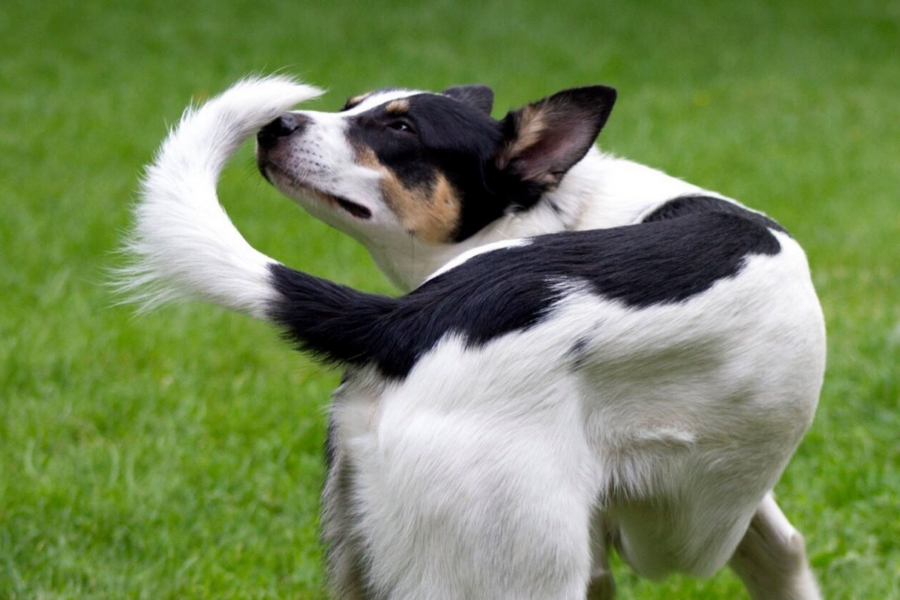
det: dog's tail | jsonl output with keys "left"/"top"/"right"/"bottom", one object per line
{"left": 119, "top": 76, "right": 323, "bottom": 319}
{"left": 119, "top": 76, "right": 424, "bottom": 375}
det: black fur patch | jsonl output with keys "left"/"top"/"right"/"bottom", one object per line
{"left": 643, "top": 194, "right": 788, "bottom": 234}
{"left": 567, "top": 337, "right": 591, "bottom": 371}
{"left": 268, "top": 207, "right": 782, "bottom": 379}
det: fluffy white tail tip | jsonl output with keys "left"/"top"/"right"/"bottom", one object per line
{"left": 117, "top": 75, "right": 323, "bottom": 318}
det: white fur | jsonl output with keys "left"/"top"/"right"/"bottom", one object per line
{"left": 119, "top": 76, "right": 322, "bottom": 318}
{"left": 124, "top": 77, "right": 826, "bottom": 600}
{"left": 425, "top": 238, "right": 531, "bottom": 282}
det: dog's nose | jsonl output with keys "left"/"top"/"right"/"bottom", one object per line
{"left": 257, "top": 113, "right": 308, "bottom": 149}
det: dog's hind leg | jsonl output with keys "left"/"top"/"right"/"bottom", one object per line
{"left": 729, "top": 492, "right": 821, "bottom": 600}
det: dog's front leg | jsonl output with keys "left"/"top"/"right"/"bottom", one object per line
{"left": 587, "top": 511, "right": 616, "bottom": 600}
{"left": 321, "top": 415, "right": 371, "bottom": 600}
{"left": 729, "top": 492, "right": 821, "bottom": 600}
{"left": 343, "top": 396, "right": 596, "bottom": 600}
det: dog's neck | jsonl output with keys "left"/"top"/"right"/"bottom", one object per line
{"left": 363, "top": 148, "right": 711, "bottom": 292}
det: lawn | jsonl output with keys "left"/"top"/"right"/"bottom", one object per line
{"left": 1, "top": 0, "right": 898, "bottom": 598}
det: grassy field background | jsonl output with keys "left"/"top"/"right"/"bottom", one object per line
{"left": 1, "top": 0, "right": 898, "bottom": 598}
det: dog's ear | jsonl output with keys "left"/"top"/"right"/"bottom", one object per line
{"left": 496, "top": 85, "right": 616, "bottom": 187}
{"left": 442, "top": 85, "right": 494, "bottom": 115}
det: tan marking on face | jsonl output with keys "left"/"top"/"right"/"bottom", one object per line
{"left": 346, "top": 93, "right": 371, "bottom": 109}
{"left": 385, "top": 99, "right": 410, "bottom": 114}
{"left": 380, "top": 172, "right": 461, "bottom": 244}
{"left": 354, "top": 145, "right": 381, "bottom": 169}
{"left": 353, "top": 145, "right": 461, "bottom": 243}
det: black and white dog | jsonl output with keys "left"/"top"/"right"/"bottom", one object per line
{"left": 124, "top": 77, "right": 826, "bottom": 600}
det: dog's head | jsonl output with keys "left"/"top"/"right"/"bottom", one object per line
{"left": 256, "top": 84, "right": 615, "bottom": 287}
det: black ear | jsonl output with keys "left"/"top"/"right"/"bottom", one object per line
{"left": 442, "top": 84, "right": 495, "bottom": 115}
{"left": 496, "top": 85, "right": 617, "bottom": 186}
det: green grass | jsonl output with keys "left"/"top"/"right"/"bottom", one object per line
{"left": 1, "top": 0, "right": 898, "bottom": 597}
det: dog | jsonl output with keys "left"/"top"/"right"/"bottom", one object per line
{"left": 123, "top": 76, "right": 826, "bottom": 600}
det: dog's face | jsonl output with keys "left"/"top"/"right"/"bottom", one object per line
{"left": 256, "top": 84, "right": 616, "bottom": 246}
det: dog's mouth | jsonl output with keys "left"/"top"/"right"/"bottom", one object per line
{"left": 261, "top": 161, "right": 373, "bottom": 220}
{"left": 325, "top": 193, "right": 373, "bottom": 220}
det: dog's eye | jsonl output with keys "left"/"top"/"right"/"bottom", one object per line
{"left": 387, "top": 120, "right": 416, "bottom": 134}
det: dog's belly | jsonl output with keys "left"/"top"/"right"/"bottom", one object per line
{"left": 325, "top": 233, "right": 825, "bottom": 591}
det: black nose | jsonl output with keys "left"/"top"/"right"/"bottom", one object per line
{"left": 257, "top": 113, "right": 308, "bottom": 149}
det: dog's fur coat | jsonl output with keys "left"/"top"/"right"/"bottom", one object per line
{"left": 122, "top": 77, "right": 826, "bottom": 600}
